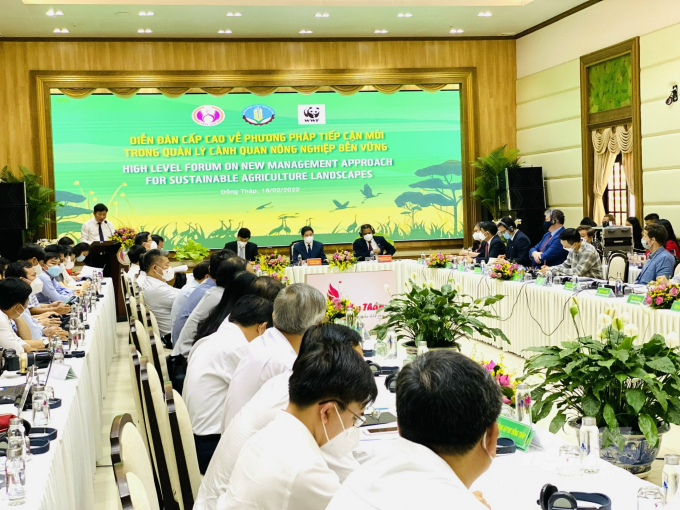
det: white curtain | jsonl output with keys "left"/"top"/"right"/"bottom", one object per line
{"left": 591, "top": 125, "right": 634, "bottom": 223}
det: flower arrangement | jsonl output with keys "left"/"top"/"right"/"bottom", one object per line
{"left": 255, "top": 252, "right": 290, "bottom": 278}
{"left": 328, "top": 250, "right": 357, "bottom": 271}
{"left": 471, "top": 352, "right": 518, "bottom": 406}
{"left": 645, "top": 277, "right": 680, "bottom": 309}
{"left": 326, "top": 296, "right": 361, "bottom": 323}
{"left": 35, "top": 238, "right": 58, "bottom": 248}
{"left": 265, "top": 272, "right": 289, "bottom": 285}
{"left": 424, "top": 253, "right": 455, "bottom": 269}
{"left": 488, "top": 260, "right": 519, "bottom": 280}
{"left": 111, "top": 227, "right": 137, "bottom": 250}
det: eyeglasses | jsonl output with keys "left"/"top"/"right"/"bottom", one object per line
{"left": 320, "top": 400, "right": 373, "bottom": 428}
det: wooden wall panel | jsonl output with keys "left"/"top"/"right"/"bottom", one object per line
{"left": 0, "top": 39, "right": 516, "bottom": 173}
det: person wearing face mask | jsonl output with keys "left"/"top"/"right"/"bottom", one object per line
{"left": 293, "top": 226, "right": 327, "bottom": 263}
{"left": 151, "top": 234, "right": 164, "bottom": 250}
{"left": 184, "top": 295, "right": 274, "bottom": 473}
{"left": 541, "top": 228, "right": 603, "bottom": 279}
{"left": 468, "top": 221, "right": 505, "bottom": 264}
{"left": 529, "top": 209, "right": 568, "bottom": 267}
{"left": 216, "top": 338, "right": 377, "bottom": 510}
{"left": 327, "top": 350, "right": 499, "bottom": 510}
{"left": 134, "top": 231, "right": 153, "bottom": 250}
{"left": 460, "top": 222, "right": 484, "bottom": 258}
{"left": 17, "top": 244, "right": 71, "bottom": 316}
{"left": 576, "top": 225, "right": 604, "bottom": 259}
{"left": 126, "top": 245, "right": 147, "bottom": 283}
{"left": 80, "top": 203, "right": 115, "bottom": 244}
{"left": 224, "top": 228, "right": 259, "bottom": 262}
{"left": 36, "top": 251, "right": 75, "bottom": 304}
{"left": 352, "top": 223, "right": 396, "bottom": 261}
{"left": 635, "top": 223, "right": 676, "bottom": 285}
{"left": 496, "top": 217, "right": 531, "bottom": 267}
{"left": 73, "top": 242, "right": 90, "bottom": 264}
{"left": 0, "top": 278, "right": 49, "bottom": 352}
{"left": 196, "top": 323, "right": 365, "bottom": 510}
{"left": 138, "top": 249, "right": 180, "bottom": 340}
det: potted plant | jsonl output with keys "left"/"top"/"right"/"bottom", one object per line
{"left": 523, "top": 304, "right": 680, "bottom": 475}
{"left": 371, "top": 278, "right": 508, "bottom": 353}
{"left": 174, "top": 239, "right": 210, "bottom": 264}
{"left": 470, "top": 145, "right": 522, "bottom": 220}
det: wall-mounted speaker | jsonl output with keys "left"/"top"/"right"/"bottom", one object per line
{"left": 0, "top": 182, "right": 28, "bottom": 231}
{"left": 0, "top": 182, "right": 27, "bottom": 206}
{"left": 497, "top": 167, "right": 546, "bottom": 211}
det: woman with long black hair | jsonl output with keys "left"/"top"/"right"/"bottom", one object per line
{"left": 626, "top": 216, "right": 644, "bottom": 251}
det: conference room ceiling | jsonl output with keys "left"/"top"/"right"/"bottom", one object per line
{"left": 1, "top": 0, "right": 590, "bottom": 38}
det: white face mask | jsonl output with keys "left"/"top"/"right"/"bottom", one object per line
{"left": 304, "top": 236, "right": 314, "bottom": 245}
{"left": 565, "top": 247, "right": 574, "bottom": 253}
{"left": 149, "top": 241, "right": 158, "bottom": 250}
{"left": 155, "top": 265, "right": 174, "bottom": 281}
{"left": 65, "top": 258, "right": 75, "bottom": 270}
{"left": 363, "top": 234, "right": 373, "bottom": 242}
{"left": 642, "top": 238, "right": 651, "bottom": 250}
{"left": 30, "top": 278, "right": 44, "bottom": 295}
{"left": 59, "top": 262, "right": 65, "bottom": 269}
{"left": 237, "top": 240, "right": 247, "bottom": 248}
{"left": 321, "top": 405, "right": 360, "bottom": 459}
{"left": 76, "top": 255, "right": 86, "bottom": 262}
{"left": 473, "top": 231, "right": 485, "bottom": 241}
{"left": 481, "top": 430, "right": 494, "bottom": 463}
{"left": 34, "top": 263, "right": 43, "bottom": 276}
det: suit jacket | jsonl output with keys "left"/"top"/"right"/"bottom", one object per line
{"left": 505, "top": 230, "right": 532, "bottom": 267}
{"left": 224, "top": 240, "right": 259, "bottom": 261}
{"left": 529, "top": 227, "right": 568, "bottom": 266}
{"left": 293, "top": 240, "right": 327, "bottom": 262}
{"left": 352, "top": 236, "right": 396, "bottom": 261}
{"left": 475, "top": 235, "right": 506, "bottom": 263}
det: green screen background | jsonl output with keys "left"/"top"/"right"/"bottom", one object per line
{"left": 51, "top": 90, "right": 463, "bottom": 249}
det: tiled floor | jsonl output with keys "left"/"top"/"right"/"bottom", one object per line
{"left": 92, "top": 326, "right": 676, "bottom": 508}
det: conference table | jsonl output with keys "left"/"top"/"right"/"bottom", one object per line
{"left": 0, "top": 279, "right": 117, "bottom": 509}
{"left": 287, "top": 260, "right": 679, "bottom": 357}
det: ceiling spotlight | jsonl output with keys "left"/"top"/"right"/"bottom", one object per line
{"left": 139, "top": 11, "right": 153, "bottom": 16}
{"left": 226, "top": 12, "right": 242, "bottom": 17}
{"left": 47, "top": 9, "right": 64, "bottom": 16}
{"left": 450, "top": 28, "right": 464, "bottom": 34}
{"left": 53, "top": 28, "right": 69, "bottom": 33}
{"left": 315, "top": 13, "right": 329, "bottom": 18}
{"left": 374, "top": 29, "right": 388, "bottom": 34}
{"left": 397, "top": 13, "right": 412, "bottom": 18}
{"left": 217, "top": 30, "right": 232, "bottom": 34}
{"left": 478, "top": 11, "right": 493, "bottom": 17}
{"left": 299, "top": 29, "right": 313, "bottom": 34}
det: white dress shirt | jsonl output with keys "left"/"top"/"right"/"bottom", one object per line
{"left": 127, "top": 264, "right": 141, "bottom": 282}
{"left": 184, "top": 321, "right": 249, "bottom": 436}
{"left": 216, "top": 410, "right": 340, "bottom": 510}
{"left": 0, "top": 310, "right": 29, "bottom": 352}
{"left": 327, "top": 437, "right": 487, "bottom": 510}
{"left": 80, "top": 217, "right": 115, "bottom": 244}
{"left": 172, "top": 286, "right": 224, "bottom": 357}
{"left": 170, "top": 278, "right": 199, "bottom": 340}
{"left": 139, "top": 276, "right": 180, "bottom": 336}
{"left": 221, "top": 328, "right": 297, "bottom": 430}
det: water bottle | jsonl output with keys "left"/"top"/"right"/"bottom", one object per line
{"left": 50, "top": 335, "right": 64, "bottom": 363}
{"left": 32, "top": 385, "right": 50, "bottom": 426}
{"left": 637, "top": 486, "right": 665, "bottom": 509}
{"left": 664, "top": 454, "right": 680, "bottom": 504}
{"left": 515, "top": 383, "right": 532, "bottom": 425}
{"left": 416, "top": 341, "right": 429, "bottom": 357}
{"left": 77, "top": 322, "right": 86, "bottom": 347}
{"left": 546, "top": 269, "right": 553, "bottom": 287}
{"left": 375, "top": 338, "right": 388, "bottom": 359}
{"left": 524, "top": 271, "right": 533, "bottom": 283}
{"left": 579, "top": 416, "right": 600, "bottom": 474}
{"left": 361, "top": 327, "right": 372, "bottom": 345}
{"left": 420, "top": 252, "right": 426, "bottom": 265}
{"left": 386, "top": 332, "right": 397, "bottom": 359}
{"left": 7, "top": 418, "right": 24, "bottom": 453}
{"left": 345, "top": 304, "right": 355, "bottom": 329}
{"left": 480, "top": 261, "right": 487, "bottom": 275}
{"left": 0, "top": 456, "right": 6, "bottom": 500}
{"left": 297, "top": 254, "right": 302, "bottom": 267}
{"left": 615, "top": 278, "right": 623, "bottom": 297}
{"left": 572, "top": 274, "right": 580, "bottom": 291}
{"left": 69, "top": 312, "right": 78, "bottom": 334}
{"left": 5, "top": 446, "right": 26, "bottom": 505}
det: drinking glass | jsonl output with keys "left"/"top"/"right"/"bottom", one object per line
{"left": 557, "top": 444, "right": 581, "bottom": 477}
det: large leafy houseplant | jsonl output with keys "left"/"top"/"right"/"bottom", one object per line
{"left": 371, "top": 279, "right": 509, "bottom": 349}
{"left": 1, "top": 166, "right": 60, "bottom": 241}
{"left": 174, "top": 239, "right": 210, "bottom": 263}
{"left": 470, "top": 145, "right": 521, "bottom": 220}
{"left": 523, "top": 304, "right": 680, "bottom": 450}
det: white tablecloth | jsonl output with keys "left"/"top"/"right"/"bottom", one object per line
{"left": 285, "top": 260, "right": 417, "bottom": 291}
{"left": 0, "top": 279, "right": 117, "bottom": 509}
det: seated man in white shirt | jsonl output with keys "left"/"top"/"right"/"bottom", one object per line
{"left": 126, "top": 245, "right": 147, "bottom": 283}
{"left": 185, "top": 295, "right": 273, "bottom": 473}
{"left": 328, "top": 351, "right": 501, "bottom": 510}
{"left": 138, "top": 249, "right": 180, "bottom": 341}
{"left": 80, "top": 203, "right": 115, "bottom": 244}
{"left": 196, "top": 323, "right": 365, "bottom": 510}
{"left": 216, "top": 337, "right": 377, "bottom": 510}
{"left": 170, "top": 261, "right": 209, "bottom": 336}
{"left": 0, "top": 278, "right": 50, "bottom": 352}
{"left": 221, "top": 283, "right": 327, "bottom": 430}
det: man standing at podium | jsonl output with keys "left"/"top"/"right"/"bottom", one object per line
{"left": 80, "top": 203, "right": 115, "bottom": 244}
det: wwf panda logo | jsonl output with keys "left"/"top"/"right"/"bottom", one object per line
{"left": 304, "top": 106, "right": 320, "bottom": 119}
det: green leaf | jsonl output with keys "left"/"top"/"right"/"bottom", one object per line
{"left": 649, "top": 385, "right": 668, "bottom": 412}
{"left": 525, "top": 346, "right": 558, "bottom": 354}
{"left": 646, "top": 357, "right": 676, "bottom": 374}
{"left": 549, "top": 413, "right": 567, "bottom": 434}
{"left": 638, "top": 413, "right": 659, "bottom": 448}
{"left": 609, "top": 348, "right": 629, "bottom": 363}
{"left": 627, "top": 367, "right": 650, "bottom": 380}
{"left": 564, "top": 358, "right": 585, "bottom": 374}
{"left": 582, "top": 394, "right": 601, "bottom": 416}
{"left": 643, "top": 335, "right": 669, "bottom": 357}
{"left": 625, "top": 389, "right": 646, "bottom": 414}
{"left": 603, "top": 403, "right": 618, "bottom": 430}
{"left": 597, "top": 360, "right": 616, "bottom": 369}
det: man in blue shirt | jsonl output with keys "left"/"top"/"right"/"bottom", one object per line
{"left": 636, "top": 223, "right": 676, "bottom": 285}
{"left": 530, "top": 209, "right": 568, "bottom": 267}
{"left": 36, "top": 251, "right": 74, "bottom": 304}
{"left": 172, "top": 249, "right": 235, "bottom": 344}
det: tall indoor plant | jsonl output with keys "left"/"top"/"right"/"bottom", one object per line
{"left": 523, "top": 304, "right": 680, "bottom": 475}
{"left": 1, "top": 166, "right": 60, "bottom": 241}
{"left": 470, "top": 145, "right": 522, "bottom": 220}
{"left": 371, "top": 278, "right": 508, "bottom": 351}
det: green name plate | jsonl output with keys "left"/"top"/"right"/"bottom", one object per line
{"left": 497, "top": 415, "right": 534, "bottom": 452}
{"left": 511, "top": 274, "right": 523, "bottom": 282}
{"left": 458, "top": 264, "right": 465, "bottom": 272}
{"left": 474, "top": 267, "right": 482, "bottom": 274}
{"left": 596, "top": 287, "right": 613, "bottom": 298}
{"left": 671, "top": 301, "right": 680, "bottom": 312}
{"left": 627, "top": 293, "right": 645, "bottom": 305}
{"left": 535, "top": 277, "right": 546, "bottom": 286}
{"left": 563, "top": 282, "right": 575, "bottom": 291}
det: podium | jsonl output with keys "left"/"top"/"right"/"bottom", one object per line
{"left": 85, "top": 241, "right": 126, "bottom": 319}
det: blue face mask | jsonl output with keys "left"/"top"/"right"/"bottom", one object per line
{"left": 502, "top": 232, "right": 511, "bottom": 240}
{"left": 47, "top": 265, "right": 62, "bottom": 278}
{"left": 76, "top": 255, "right": 86, "bottom": 262}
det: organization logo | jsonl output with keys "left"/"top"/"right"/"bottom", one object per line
{"left": 192, "top": 105, "right": 225, "bottom": 126}
{"left": 298, "top": 104, "right": 326, "bottom": 125}
{"left": 242, "top": 104, "right": 275, "bottom": 125}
